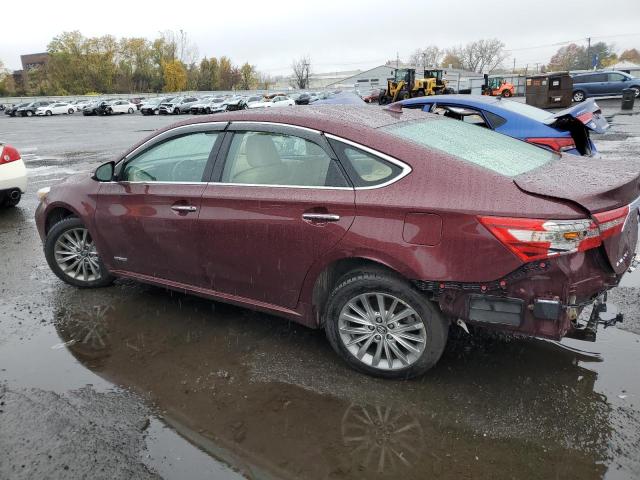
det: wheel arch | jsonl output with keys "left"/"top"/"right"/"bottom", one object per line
{"left": 306, "top": 256, "right": 411, "bottom": 328}
{"left": 44, "top": 204, "right": 80, "bottom": 235}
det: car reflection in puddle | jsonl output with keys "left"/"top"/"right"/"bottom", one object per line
{"left": 52, "top": 281, "right": 639, "bottom": 480}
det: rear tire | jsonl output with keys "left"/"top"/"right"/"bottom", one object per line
{"left": 501, "top": 89, "right": 512, "bottom": 97}
{"left": 324, "top": 269, "right": 449, "bottom": 379}
{"left": 630, "top": 86, "right": 640, "bottom": 98}
{"left": 44, "top": 217, "right": 115, "bottom": 288}
{"left": 573, "top": 90, "right": 586, "bottom": 102}
{"left": 68, "top": 108, "right": 74, "bottom": 114}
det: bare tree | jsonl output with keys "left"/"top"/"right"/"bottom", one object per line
{"left": 409, "top": 46, "right": 443, "bottom": 69}
{"left": 291, "top": 56, "right": 311, "bottom": 89}
{"left": 453, "top": 39, "right": 507, "bottom": 73}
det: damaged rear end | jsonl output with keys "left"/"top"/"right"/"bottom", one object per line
{"left": 536, "top": 99, "right": 608, "bottom": 156}
{"left": 432, "top": 156, "right": 639, "bottom": 341}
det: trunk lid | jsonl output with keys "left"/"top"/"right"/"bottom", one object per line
{"left": 515, "top": 157, "right": 640, "bottom": 273}
{"left": 543, "top": 99, "right": 609, "bottom": 134}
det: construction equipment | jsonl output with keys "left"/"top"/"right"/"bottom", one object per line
{"left": 379, "top": 68, "right": 453, "bottom": 105}
{"left": 482, "top": 75, "right": 515, "bottom": 97}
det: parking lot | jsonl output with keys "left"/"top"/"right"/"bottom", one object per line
{"left": 1, "top": 99, "right": 640, "bottom": 479}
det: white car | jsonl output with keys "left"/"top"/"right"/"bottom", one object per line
{"left": 104, "top": 100, "right": 137, "bottom": 115}
{"left": 0, "top": 142, "right": 27, "bottom": 207}
{"left": 35, "top": 102, "right": 76, "bottom": 116}
{"left": 248, "top": 95, "right": 295, "bottom": 109}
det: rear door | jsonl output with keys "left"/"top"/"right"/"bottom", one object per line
{"left": 94, "top": 124, "right": 226, "bottom": 286}
{"left": 197, "top": 123, "right": 356, "bottom": 309}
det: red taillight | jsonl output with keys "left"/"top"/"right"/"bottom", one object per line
{"left": 525, "top": 137, "right": 576, "bottom": 152}
{"left": 576, "top": 111, "right": 594, "bottom": 124}
{"left": 479, "top": 216, "right": 601, "bottom": 262}
{"left": 0, "top": 144, "right": 21, "bottom": 165}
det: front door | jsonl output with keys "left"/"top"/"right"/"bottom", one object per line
{"left": 197, "top": 125, "right": 356, "bottom": 310}
{"left": 94, "top": 129, "right": 223, "bottom": 286}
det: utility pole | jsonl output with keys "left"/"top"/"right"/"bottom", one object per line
{"left": 396, "top": 52, "right": 399, "bottom": 69}
{"left": 587, "top": 36, "right": 592, "bottom": 70}
{"left": 512, "top": 57, "right": 516, "bottom": 73}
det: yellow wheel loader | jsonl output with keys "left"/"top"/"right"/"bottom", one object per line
{"left": 378, "top": 68, "right": 453, "bottom": 105}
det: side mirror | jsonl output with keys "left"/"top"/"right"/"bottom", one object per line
{"left": 93, "top": 161, "right": 114, "bottom": 182}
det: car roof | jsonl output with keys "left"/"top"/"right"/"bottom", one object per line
{"left": 121, "top": 105, "right": 440, "bottom": 162}
{"left": 400, "top": 94, "right": 499, "bottom": 108}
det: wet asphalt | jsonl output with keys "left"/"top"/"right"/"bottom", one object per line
{"left": 0, "top": 100, "right": 639, "bottom": 479}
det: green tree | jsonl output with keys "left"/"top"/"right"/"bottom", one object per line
{"left": 219, "top": 56, "right": 233, "bottom": 90}
{"left": 239, "top": 62, "right": 257, "bottom": 90}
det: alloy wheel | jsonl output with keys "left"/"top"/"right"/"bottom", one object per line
{"left": 338, "top": 293, "right": 427, "bottom": 370}
{"left": 54, "top": 227, "right": 102, "bottom": 282}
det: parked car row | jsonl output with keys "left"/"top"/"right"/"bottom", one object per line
{"left": 3, "top": 90, "right": 363, "bottom": 119}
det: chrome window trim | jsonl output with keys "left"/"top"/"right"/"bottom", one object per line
{"left": 207, "top": 182, "right": 353, "bottom": 191}
{"left": 115, "top": 181, "right": 207, "bottom": 185}
{"left": 324, "top": 133, "right": 412, "bottom": 190}
{"left": 228, "top": 121, "right": 320, "bottom": 134}
{"left": 123, "top": 122, "right": 228, "bottom": 160}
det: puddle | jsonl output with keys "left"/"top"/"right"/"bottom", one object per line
{"left": 143, "top": 418, "right": 245, "bottom": 480}
{"left": 28, "top": 283, "right": 638, "bottom": 480}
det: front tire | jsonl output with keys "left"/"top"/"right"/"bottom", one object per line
{"left": 573, "top": 90, "right": 586, "bottom": 102}
{"left": 324, "top": 270, "right": 449, "bottom": 379}
{"left": 128, "top": 107, "right": 134, "bottom": 114}
{"left": 26, "top": 110, "right": 33, "bottom": 117}
{"left": 45, "top": 110, "right": 52, "bottom": 116}
{"left": 501, "top": 89, "right": 512, "bottom": 97}
{"left": 44, "top": 217, "right": 114, "bottom": 288}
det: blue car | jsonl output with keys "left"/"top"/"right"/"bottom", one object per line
{"left": 396, "top": 95, "right": 608, "bottom": 157}
{"left": 571, "top": 70, "right": 640, "bottom": 103}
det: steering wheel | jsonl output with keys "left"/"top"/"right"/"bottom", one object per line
{"left": 170, "top": 159, "right": 201, "bottom": 182}
{"left": 125, "top": 166, "right": 155, "bottom": 182}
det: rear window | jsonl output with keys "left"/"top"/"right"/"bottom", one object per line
{"left": 383, "top": 118, "right": 556, "bottom": 177}
{"left": 496, "top": 100, "right": 551, "bottom": 122}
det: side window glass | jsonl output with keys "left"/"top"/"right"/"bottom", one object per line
{"left": 220, "top": 131, "right": 348, "bottom": 187}
{"left": 333, "top": 142, "right": 404, "bottom": 187}
{"left": 121, "top": 132, "right": 218, "bottom": 182}
{"left": 484, "top": 111, "right": 507, "bottom": 129}
{"left": 608, "top": 73, "right": 624, "bottom": 82}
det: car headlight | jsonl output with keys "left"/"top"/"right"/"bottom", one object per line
{"left": 37, "top": 186, "right": 50, "bottom": 201}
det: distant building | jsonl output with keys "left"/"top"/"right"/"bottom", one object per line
{"left": 21, "top": 52, "right": 49, "bottom": 71}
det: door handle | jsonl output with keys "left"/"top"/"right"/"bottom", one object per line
{"left": 171, "top": 205, "right": 197, "bottom": 212}
{"left": 302, "top": 213, "right": 340, "bottom": 222}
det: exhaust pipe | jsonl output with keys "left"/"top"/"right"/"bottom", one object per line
{"left": 8, "top": 190, "right": 20, "bottom": 200}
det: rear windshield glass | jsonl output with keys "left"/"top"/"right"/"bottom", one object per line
{"left": 497, "top": 100, "right": 552, "bottom": 122}
{"left": 383, "top": 118, "right": 556, "bottom": 177}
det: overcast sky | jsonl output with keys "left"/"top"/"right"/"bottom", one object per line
{"left": 2, "top": 0, "right": 639, "bottom": 74}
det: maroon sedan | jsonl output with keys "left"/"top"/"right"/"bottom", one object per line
{"left": 35, "top": 106, "right": 640, "bottom": 378}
